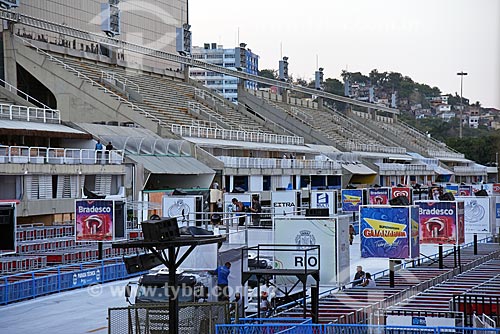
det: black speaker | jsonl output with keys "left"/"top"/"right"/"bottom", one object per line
{"left": 438, "top": 192, "right": 455, "bottom": 201}
{"left": 389, "top": 196, "right": 410, "bottom": 206}
{"left": 123, "top": 253, "right": 163, "bottom": 274}
{"left": 141, "top": 217, "right": 180, "bottom": 241}
{"left": 474, "top": 189, "right": 488, "bottom": 197}
{"left": 305, "top": 208, "right": 329, "bottom": 217}
{"left": 114, "top": 201, "right": 126, "bottom": 239}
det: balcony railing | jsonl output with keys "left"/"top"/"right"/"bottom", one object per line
{"left": 217, "top": 156, "right": 341, "bottom": 171}
{"left": 0, "top": 145, "right": 124, "bottom": 164}
{"left": 0, "top": 103, "right": 60, "bottom": 123}
{"left": 376, "top": 163, "right": 434, "bottom": 172}
{"left": 427, "top": 150, "right": 465, "bottom": 159}
{"left": 172, "top": 124, "right": 305, "bottom": 145}
{"left": 345, "top": 142, "right": 406, "bottom": 154}
{"left": 453, "top": 165, "right": 487, "bottom": 174}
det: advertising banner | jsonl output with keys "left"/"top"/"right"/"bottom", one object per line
{"left": 459, "top": 185, "right": 473, "bottom": 196}
{"left": 391, "top": 187, "right": 412, "bottom": 202}
{"left": 360, "top": 206, "right": 418, "bottom": 259}
{"left": 497, "top": 203, "right": 500, "bottom": 219}
{"left": 341, "top": 189, "right": 363, "bottom": 212}
{"left": 493, "top": 183, "right": 500, "bottom": 194}
{"left": 162, "top": 196, "right": 197, "bottom": 226}
{"left": 456, "top": 196, "right": 491, "bottom": 233}
{"left": 71, "top": 268, "right": 102, "bottom": 287}
{"left": 368, "top": 188, "right": 390, "bottom": 205}
{"left": 445, "top": 185, "right": 459, "bottom": 196}
{"left": 271, "top": 191, "right": 298, "bottom": 217}
{"left": 416, "top": 201, "right": 464, "bottom": 245}
{"left": 410, "top": 206, "right": 420, "bottom": 258}
{"left": 275, "top": 218, "right": 341, "bottom": 285}
{"left": 75, "top": 200, "right": 114, "bottom": 241}
{"left": 310, "top": 190, "right": 337, "bottom": 215}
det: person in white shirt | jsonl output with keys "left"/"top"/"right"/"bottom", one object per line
{"left": 361, "top": 272, "right": 377, "bottom": 288}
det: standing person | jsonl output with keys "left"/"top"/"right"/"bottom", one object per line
{"left": 231, "top": 292, "right": 244, "bottom": 318}
{"left": 95, "top": 139, "right": 103, "bottom": 163}
{"left": 361, "top": 272, "right": 376, "bottom": 288}
{"left": 232, "top": 198, "right": 245, "bottom": 226}
{"left": 349, "top": 225, "right": 355, "bottom": 245}
{"left": 216, "top": 198, "right": 223, "bottom": 212}
{"left": 352, "top": 265, "right": 365, "bottom": 287}
{"left": 105, "top": 141, "right": 114, "bottom": 164}
{"left": 250, "top": 195, "right": 262, "bottom": 226}
{"left": 214, "top": 262, "right": 231, "bottom": 301}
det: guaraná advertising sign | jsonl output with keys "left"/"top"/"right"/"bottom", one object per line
{"left": 75, "top": 200, "right": 114, "bottom": 241}
{"left": 416, "top": 201, "right": 465, "bottom": 245}
{"left": 341, "top": 189, "right": 363, "bottom": 212}
{"left": 360, "top": 206, "right": 419, "bottom": 259}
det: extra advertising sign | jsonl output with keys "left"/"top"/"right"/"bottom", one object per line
{"left": 459, "top": 185, "right": 473, "bottom": 196}
{"left": 75, "top": 200, "right": 114, "bottom": 241}
{"left": 368, "top": 188, "right": 390, "bottom": 205}
{"left": 456, "top": 196, "right": 491, "bottom": 234}
{"left": 271, "top": 191, "right": 298, "bottom": 217}
{"left": 341, "top": 189, "right": 363, "bottom": 212}
{"left": 416, "top": 201, "right": 465, "bottom": 245}
{"left": 391, "top": 187, "right": 412, "bottom": 202}
{"left": 360, "top": 206, "right": 419, "bottom": 259}
{"left": 310, "top": 190, "right": 337, "bottom": 215}
{"left": 275, "top": 218, "right": 337, "bottom": 285}
{"left": 162, "top": 196, "right": 197, "bottom": 226}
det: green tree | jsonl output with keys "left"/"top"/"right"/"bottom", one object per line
{"left": 258, "top": 69, "right": 277, "bottom": 88}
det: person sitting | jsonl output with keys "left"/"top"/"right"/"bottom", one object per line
{"left": 259, "top": 291, "right": 272, "bottom": 317}
{"left": 352, "top": 265, "right": 365, "bottom": 287}
{"left": 361, "top": 272, "right": 376, "bottom": 288}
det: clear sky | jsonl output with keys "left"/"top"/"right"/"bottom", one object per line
{"left": 189, "top": 0, "right": 500, "bottom": 109}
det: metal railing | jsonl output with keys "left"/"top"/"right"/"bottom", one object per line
{"left": 0, "top": 103, "right": 60, "bottom": 123}
{"left": 100, "top": 70, "right": 140, "bottom": 93}
{"left": 427, "top": 149, "right": 466, "bottom": 159}
{"left": 0, "top": 258, "right": 144, "bottom": 305}
{"left": 376, "top": 163, "right": 434, "bottom": 172}
{"left": 453, "top": 166, "right": 488, "bottom": 174}
{"left": 0, "top": 77, "right": 55, "bottom": 111}
{"left": 172, "top": 124, "right": 305, "bottom": 145}
{"left": 17, "top": 36, "right": 167, "bottom": 127}
{"left": 216, "top": 156, "right": 342, "bottom": 171}
{"left": 109, "top": 302, "right": 233, "bottom": 334}
{"left": 344, "top": 142, "right": 407, "bottom": 154}
{"left": 216, "top": 323, "right": 500, "bottom": 334}
{"left": 0, "top": 145, "right": 124, "bottom": 164}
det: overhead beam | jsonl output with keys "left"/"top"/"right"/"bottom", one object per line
{"left": 1, "top": 8, "right": 399, "bottom": 114}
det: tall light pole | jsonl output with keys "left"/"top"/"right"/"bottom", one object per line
{"left": 457, "top": 71, "right": 468, "bottom": 139}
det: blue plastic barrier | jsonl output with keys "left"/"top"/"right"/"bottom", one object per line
{"left": 0, "top": 258, "right": 144, "bottom": 304}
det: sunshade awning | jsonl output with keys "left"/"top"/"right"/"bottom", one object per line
{"left": 0, "top": 120, "right": 90, "bottom": 138}
{"left": 127, "top": 154, "right": 214, "bottom": 175}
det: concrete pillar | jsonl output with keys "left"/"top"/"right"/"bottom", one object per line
{"left": 2, "top": 29, "right": 17, "bottom": 86}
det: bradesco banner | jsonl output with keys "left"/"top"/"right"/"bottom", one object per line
{"left": 456, "top": 196, "right": 491, "bottom": 234}
{"left": 360, "top": 206, "right": 419, "bottom": 259}
{"left": 75, "top": 200, "right": 113, "bottom": 241}
{"left": 391, "top": 187, "right": 412, "bottom": 202}
{"left": 310, "top": 190, "right": 337, "bottom": 215}
{"left": 459, "top": 185, "right": 473, "bottom": 196}
{"left": 341, "top": 189, "right": 363, "bottom": 212}
{"left": 416, "top": 201, "right": 465, "bottom": 245}
{"left": 368, "top": 188, "right": 390, "bottom": 205}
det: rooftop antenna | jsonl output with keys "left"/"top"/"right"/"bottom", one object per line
{"left": 316, "top": 54, "right": 319, "bottom": 69}
{"left": 237, "top": 27, "right": 240, "bottom": 46}
{"left": 280, "top": 41, "right": 283, "bottom": 59}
